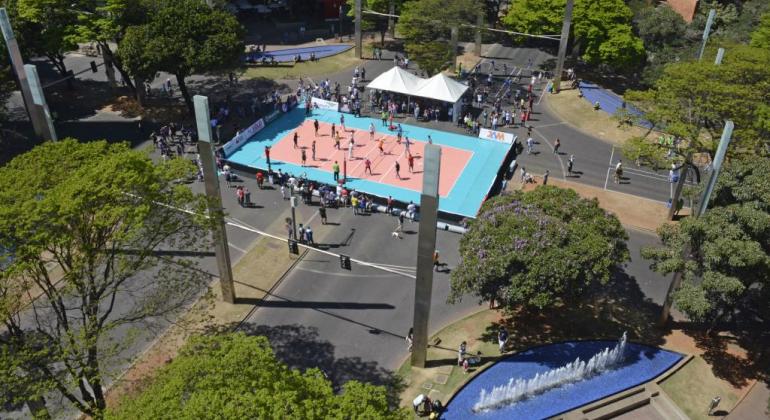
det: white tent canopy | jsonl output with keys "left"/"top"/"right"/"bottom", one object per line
{"left": 414, "top": 73, "right": 469, "bottom": 103}
{"left": 365, "top": 66, "right": 425, "bottom": 96}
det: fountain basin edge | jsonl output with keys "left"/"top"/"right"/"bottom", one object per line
{"left": 441, "top": 339, "right": 684, "bottom": 420}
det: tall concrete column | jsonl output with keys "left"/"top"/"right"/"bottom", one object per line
{"left": 194, "top": 95, "right": 236, "bottom": 304}
{"left": 451, "top": 27, "right": 459, "bottom": 70}
{"left": 475, "top": 11, "right": 483, "bottom": 56}
{"left": 1, "top": 8, "right": 46, "bottom": 138}
{"left": 411, "top": 144, "right": 441, "bottom": 369}
{"left": 354, "top": 0, "right": 362, "bottom": 59}
{"left": 552, "top": 0, "right": 574, "bottom": 93}
{"left": 387, "top": 0, "right": 395, "bottom": 38}
{"left": 24, "top": 64, "right": 57, "bottom": 141}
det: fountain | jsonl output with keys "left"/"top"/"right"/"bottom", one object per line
{"left": 474, "top": 332, "right": 628, "bottom": 412}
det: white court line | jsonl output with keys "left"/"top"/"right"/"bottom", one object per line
{"left": 372, "top": 262, "right": 417, "bottom": 270}
{"left": 377, "top": 146, "right": 407, "bottom": 183}
{"left": 537, "top": 82, "right": 549, "bottom": 105}
{"left": 348, "top": 138, "right": 383, "bottom": 176}
{"left": 533, "top": 129, "right": 566, "bottom": 179}
{"left": 228, "top": 242, "right": 247, "bottom": 253}
{"left": 608, "top": 145, "right": 615, "bottom": 166}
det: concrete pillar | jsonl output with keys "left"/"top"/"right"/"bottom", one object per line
{"left": 411, "top": 144, "right": 441, "bottom": 369}
{"left": 475, "top": 11, "right": 483, "bottom": 56}
{"left": 194, "top": 95, "right": 236, "bottom": 304}
{"left": 355, "top": 0, "right": 362, "bottom": 59}
{"left": 552, "top": 0, "right": 574, "bottom": 93}
{"left": 0, "top": 8, "right": 46, "bottom": 138}
{"left": 24, "top": 64, "right": 57, "bottom": 141}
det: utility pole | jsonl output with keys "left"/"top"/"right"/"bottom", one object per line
{"left": 698, "top": 9, "right": 717, "bottom": 61}
{"left": 354, "top": 0, "right": 362, "bottom": 59}
{"left": 451, "top": 27, "right": 459, "bottom": 70}
{"left": 387, "top": 0, "right": 395, "bottom": 38}
{"left": 23, "top": 64, "right": 57, "bottom": 141}
{"left": 474, "top": 11, "right": 483, "bottom": 57}
{"left": 552, "top": 0, "right": 574, "bottom": 93}
{"left": 0, "top": 8, "right": 46, "bottom": 138}
{"left": 411, "top": 144, "right": 441, "bottom": 369}
{"left": 194, "top": 95, "right": 236, "bottom": 304}
{"left": 697, "top": 121, "right": 734, "bottom": 217}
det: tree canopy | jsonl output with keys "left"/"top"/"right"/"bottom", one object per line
{"left": 108, "top": 333, "right": 409, "bottom": 420}
{"left": 642, "top": 157, "right": 770, "bottom": 325}
{"left": 501, "top": 0, "right": 645, "bottom": 71}
{"left": 634, "top": 4, "right": 687, "bottom": 50}
{"left": 751, "top": 11, "right": 770, "bottom": 49}
{"left": 118, "top": 0, "right": 244, "bottom": 113}
{"left": 395, "top": 0, "right": 475, "bottom": 75}
{"left": 449, "top": 186, "right": 629, "bottom": 310}
{"left": 626, "top": 44, "right": 770, "bottom": 159}
{"left": 0, "top": 139, "right": 213, "bottom": 418}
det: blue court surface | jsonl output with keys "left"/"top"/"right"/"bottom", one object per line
{"left": 578, "top": 81, "right": 652, "bottom": 128}
{"left": 245, "top": 44, "right": 352, "bottom": 63}
{"left": 225, "top": 106, "right": 512, "bottom": 218}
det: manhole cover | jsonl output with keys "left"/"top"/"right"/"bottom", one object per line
{"left": 434, "top": 374, "right": 449, "bottom": 385}
{"left": 421, "top": 382, "right": 433, "bottom": 390}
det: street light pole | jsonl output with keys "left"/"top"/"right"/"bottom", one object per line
{"left": 698, "top": 9, "right": 717, "bottom": 61}
{"left": 0, "top": 8, "right": 46, "bottom": 138}
{"left": 194, "top": 94, "right": 236, "bottom": 304}
{"left": 552, "top": 0, "right": 574, "bottom": 93}
{"left": 354, "top": 0, "right": 362, "bottom": 58}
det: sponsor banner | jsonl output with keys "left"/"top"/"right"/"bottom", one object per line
{"left": 311, "top": 96, "right": 339, "bottom": 111}
{"left": 479, "top": 128, "right": 516, "bottom": 145}
{"left": 264, "top": 109, "right": 281, "bottom": 124}
{"left": 222, "top": 118, "right": 265, "bottom": 157}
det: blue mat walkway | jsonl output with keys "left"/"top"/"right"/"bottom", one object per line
{"left": 578, "top": 81, "right": 652, "bottom": 129}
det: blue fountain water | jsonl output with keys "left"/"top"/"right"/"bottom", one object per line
{"left": 442, "top": 341, "right": 683, "bottom": 420}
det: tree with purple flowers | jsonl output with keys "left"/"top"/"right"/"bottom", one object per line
{"left": 449, "top": 186, "right": 629, "bottom": 310}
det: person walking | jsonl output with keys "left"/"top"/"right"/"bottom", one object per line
{"left": 406, "top": 327, "right": 414, "bottom": 352}
{"left": 319, "top": 206, "right": 327, "bottom": 224}
{"left": 264, "top": 146, "right": 271, "bottom": 170}
{"left": 236, "top": 186, "right": 244, "bottom": 207}
{"left": 543, "top": 169, "right": 549, "bottom": 185}
{"left": 568, "top": 154, "right": 574, "bottom": 175}
{"left": 256, "top": 171, "right": 264, "bottom": 189}
{"left": 553, "top": 138, "right": 561, "bottom": 154}
{"left": 293, "top": 131, "right": 299, "bottom": 149}
{"left": 364, "top": 158, "right": 372, "bottom": 175}
{"left": 432, "top": 250, "right": 440, "bottom": 272}
{"left": 394, "top": 211, "right": 405, "bottom": 238}
{"left": 243, "top": 187, "right": 251, "bottom": 207}
{"left": 498, "top": 327, "right": 508, "bottom": 353}
{"left": 395, "top": 161, "right": 401, "bottom": 179}
{"left": 407, "top": 153, "right": 414, "bottom": 173}
{"left": 281, "top": 184, "right": 288, "bottom": 200}
{"left": 311, "top": 140, "right": 316, "bottom": 160}
{"left": 301, "top": 149, "right": 307, "bottom": 166}
{"left": 386, "top": 195, "right": 393, "bottom": 214}
{"left": 526, "top": 137, "right": 534, "bottom": 154}
{"left": 313, "top": 119, "right": 319, "bottom": 137}
{"left": 520, "top": 166, "right": 526, "bottom": 182}
{"left": 378, "top": 138, "right": 385, "bottom": 155}
{"left": 333, "top": 161, "right": 340, "bottom": 181}
{"left": 614, "top": 160, "right": 623, "bottom": 183}
{"left": 305, "top": 225, "right": 314, "bottom": 245}
{"left": 369, "top": 122, "right": 375, "bottom": 141}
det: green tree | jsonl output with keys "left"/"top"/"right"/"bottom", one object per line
{"left": 107, "top": 333, "right": 409, "bottom": 420}
{"left": 449, "top": 186, "right": 629, "bottom": 310}
{"left": 347, "top": 0, "right": 402, "bottom": 46}
{"left": 0, "top": 139, "right": 213, "bottom": 419}
{"left": 626, "top": 44, "right": 770, "bottom": 160}
{"left": 634, "top": 4, "right": 687, "bottom": 50}
{"left": 117, "top": 0, "right": 244, "bottom": 114}
{"left": 502, "top": 0, "right": 645, "bottom": 71}
{"left": 395, "top": 0, "right": 475, "bottom": 75}
{"left": 751, "top": 12, "right": 770, "bottom": 49}
{"left": 642, "top": 158, "right": 770, "bottom": 327}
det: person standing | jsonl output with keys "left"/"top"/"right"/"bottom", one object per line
{"left": 301, "top": 149, "right": 307, "bottom": 166}
{"left": 243, "top": 187, "right": 251, "bottom": 206}
{"left": 335, "top": 132, "right": 341, "bottom": 150}
{"left": 364, "top": 158, "right": 372, "bottom": 175}
{"left": 348, "top": 137, "right": 355, "bottom": 160}
{"left": 236, "top": 186, "right": 244, "bottom": 207}
{"left": 256, "top": 171, "right": 264, "bottom": 189}
{"left": 395, "top": 161, "right": 401, "bottom": 179}
{"left": 406, "top": 327, "right": 414, "bottom": 352}
{"left": 553, "top": 138, "right": 561, "bottom": 154}
{"left": 432, "top": 250, "right": 440, "bottom": 272}
{"left": 331, "top": 122, "right": 336, "bottom": 138}
{"left": 498, "top": 327, "right": 508, "bottom": 353}
{"left": 526, "top": 137, "right": 534, "bottom": 154}
{"left": 311, "top": 140, "right": 316, "bottom": 160}
{"left": 351, "top": 195, "right": 359, "bottom": 215}
{"left": 394, "top": 211, "right": 405, "bottom": 238}
{"left": 378, "top": 138, "right": 385, "bottom": 155}
{"left": 543, "top": 169, "right": 549, "bottom": 185}
{"left": 305, "top": 225, "right": 314, "bottom": 245}
{"left": 520, "top": 166, "right": 526, "bottom": 182}
{"left": 404, "top": 136, "right": 411, "bottom": 154}
{"left": 319, "top": 206, "right": 327, "bottom": 224}
{"left": 369, "top": 122, "right": 375, "bottom": 141}
{"left": 407, "top": 153, "right": 415, "bottom": 173}
{"left": 458, "top": 341, "right": 467, "bottom": 366}
{"left": 381, "top": 110, "right": 387, "bottom": 126}
{"left": 293, "top": 131, "right": 299, "bottom": 149}
{"left": 427, "top": 134, "right": 433, "bottom": 144}
{"left": 340, "top": 114, "right": 345, "bottom": 131}
{"left": 386, "top": 195, "right": 393, "bottom": 214}
{"left": 568, "top": 155, "right": 574, "bottom": 175}
{"left": 333, "top": 161, "right": 340, "bottom": 181}
{"left": 313, "top": 119, "right": 319, "bottom": 137}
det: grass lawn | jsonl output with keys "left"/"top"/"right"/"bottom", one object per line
{"left": 240, "top": 47, "right": 363, "bottom": 81}
{"left": 660, "top": 356, "right": 741, "bottom": 420}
